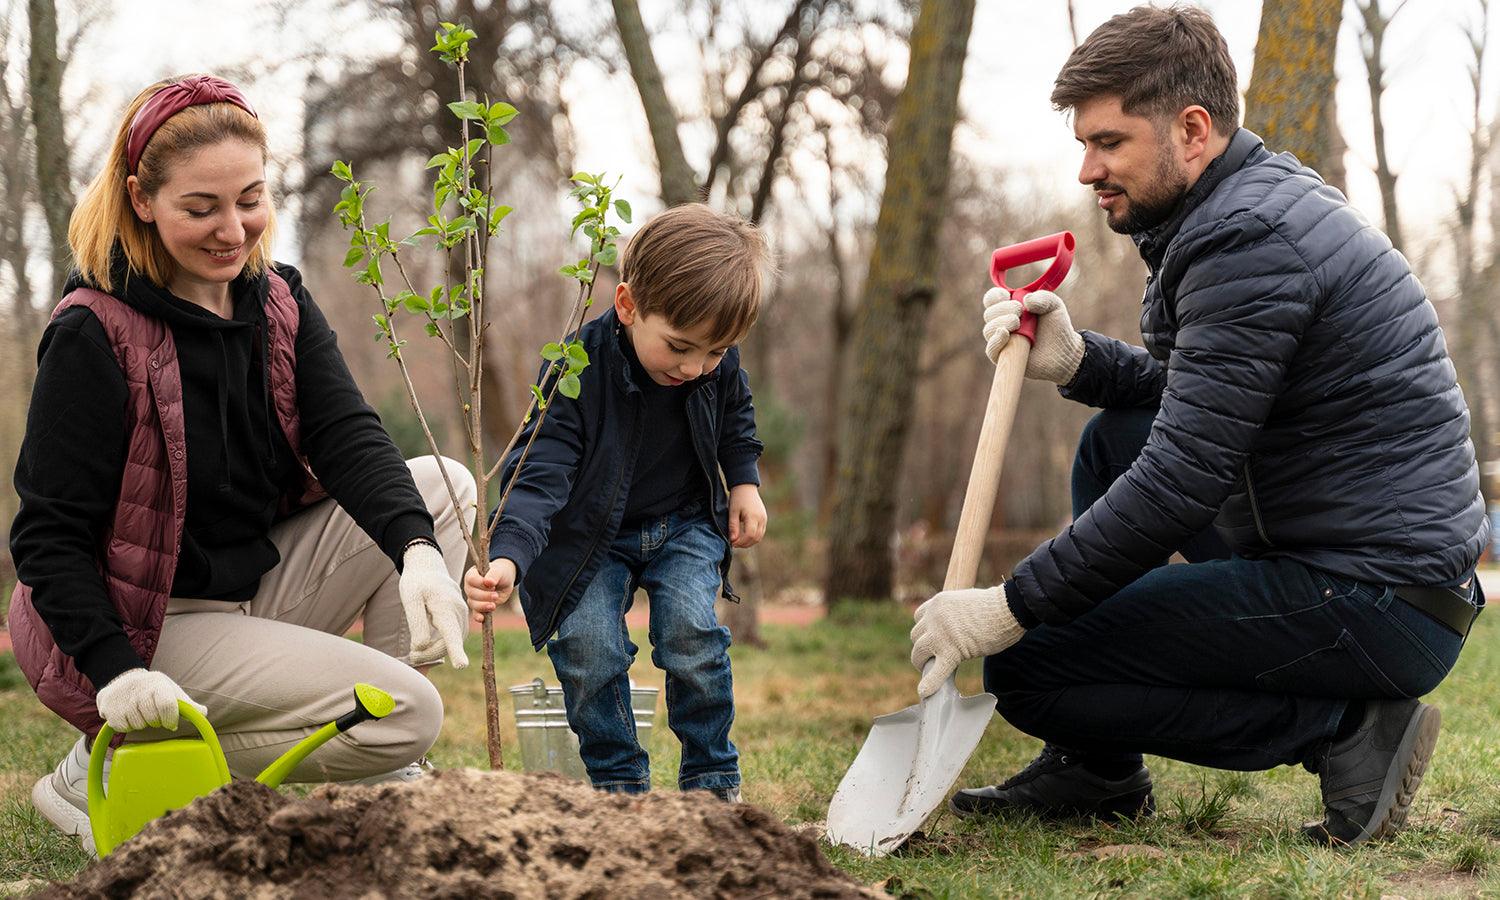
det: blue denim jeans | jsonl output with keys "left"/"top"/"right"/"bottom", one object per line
{"left": 985, "top": 407, "right": 1477, "bottom": 771}
{"left": 547, "top": 506, "right": 738, "bottom": 793}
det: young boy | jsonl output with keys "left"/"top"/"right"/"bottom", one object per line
{"left": 465, "top": 203, "right": 768, "bottom": 799}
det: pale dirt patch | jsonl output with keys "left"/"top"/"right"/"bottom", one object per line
{"left": 1381, "top": 865, "right": 1484, "bottom": 899}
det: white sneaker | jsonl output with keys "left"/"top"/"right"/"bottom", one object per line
{"left": 347, "top": 755, "right": 434, "bottom": 785}
{"left": 31, "top": 736, "right": 98, "bottom": 855}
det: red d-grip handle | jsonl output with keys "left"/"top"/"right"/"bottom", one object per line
{"left": 989, "top": 231, "right": 1075, "bottom": 343}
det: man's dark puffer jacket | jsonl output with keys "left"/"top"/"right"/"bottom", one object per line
{"left": 1008, "top": 129, "right": 1489, "bottom": 625}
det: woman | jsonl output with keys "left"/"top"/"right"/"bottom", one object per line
{"left": 8, "top": 75, "right": 475, "bottom": 851}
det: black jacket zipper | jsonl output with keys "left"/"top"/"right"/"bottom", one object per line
{"left": 1244, "top": 461, "right": 1272, "bottom": 547}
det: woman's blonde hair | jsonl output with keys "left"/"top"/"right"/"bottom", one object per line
{"left": 68, "top": 75, "right": 276, "bottom": 293}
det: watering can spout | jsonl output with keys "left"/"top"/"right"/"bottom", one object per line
{"left": 259, "top": 683, "right": 396, "bottom": 788}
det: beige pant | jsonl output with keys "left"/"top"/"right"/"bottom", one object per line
{"left": 133, "top": 456, "right": 477, "bottom": 782}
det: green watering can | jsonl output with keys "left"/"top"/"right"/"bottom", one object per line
{"left": 87, "top": 682, "right": 396, "bottom": 856}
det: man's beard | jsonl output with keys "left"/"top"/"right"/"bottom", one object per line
{"left": 1098, "top": 150, "right": 1190, "bottom": 235}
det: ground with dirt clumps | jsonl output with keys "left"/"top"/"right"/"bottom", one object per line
{"left": 39, "top": 769, "right": 879, "bottom": 899}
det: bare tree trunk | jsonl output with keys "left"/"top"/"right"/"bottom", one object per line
{"left": 825, "top": 0, "right": 976, "bottom": 605}
{"left": 1244, "top": 0, "right": 1343, "bottom": 180}
{"left": 1456, "top": 0, "right": 1495, "bottom": 466}
{"left": 611, "top": 0, "right": 701, "bottom": 206}
{"left": 27, "top": 0, "right": 74, "bottom": 302}
{"left": 816, "top": 124, "right": 855, "bottom": 526}
{"left": 1355, "top": 0, "right": 1409, "bottom": 253}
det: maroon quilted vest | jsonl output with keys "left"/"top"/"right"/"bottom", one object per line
{"left": 7, "top": 272, "right": 325, "bottom": 737}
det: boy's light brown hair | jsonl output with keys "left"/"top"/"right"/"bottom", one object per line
{"left": 620, "top": 203, "right": 767, "bottom": 346}
{"left": 1051, "top": 4, "right": 1239, "bottom": 137}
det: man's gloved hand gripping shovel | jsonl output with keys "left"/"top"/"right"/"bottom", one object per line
{"left": 825, "top": 231, "right": 1076, "bottom": 856}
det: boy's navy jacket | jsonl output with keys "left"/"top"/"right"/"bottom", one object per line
{"left": 489, "top": 308, "right": 763, "bottom": 648}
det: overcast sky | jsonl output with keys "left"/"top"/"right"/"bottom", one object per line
{"left": 62, "top": 0, "right": 1499, "bottom": 262}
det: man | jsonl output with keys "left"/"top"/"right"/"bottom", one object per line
{"left": 909, "top": 4, "right": 1487, "bottom": 846}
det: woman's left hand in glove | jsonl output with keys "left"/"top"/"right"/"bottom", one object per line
{"left": 399, "top": 541, "right": 470, "bottom": 669}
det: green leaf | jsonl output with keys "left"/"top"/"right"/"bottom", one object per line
{"left": 486, "top": 124, "right": 510, "bottom": 146}
{"left": 529, "top": 384, "right": 547, "bottom": 407}
{"left": 487, "top": 101, "right": 519, "bottom": 125}
{"left": 425, "top": 322, "right": 441, "bottom": 337}
{"left": 571, "top": 171, "right": 598, "bottom": 186}
{"left": 364, "top": 257, "right": 383, "bottom": 287}
{"left": 559, "top": 374, "right": 582, "bottom": 399}
{"left": 331, "top": 160, "right": 353, "bottom": 181}
{"left": 570, "top": 207, "right": 592, "bottom": 235}
{"left": 489, "top": 205, "right": 514, "bottom": 230}
{"left": 465, "top": 138, "right": 485, "bottom": 159}
{"left": 343, "top": 246, "right": 364, "bottom": 268}
{"left": 540, "top": 342, "right": 564, "bottom": 361}
{"left": 401, "top": 292, "right": 430, "bottom": 314}
{"left": 596, "top": 244, "right": 618, "bottom": 267}
{"left": 425, "top": 152, "right": 453, "bottom": 170}
{"left": 448, "top": 100, "right": 485, "bottom": 121}
{"left": 613, "top": 199, "right": 632, "bottom": 223}
{"left": 565, "top": 343, "right": 590, "bottom": 367}
{"left": 559, "top": 263, "right": 578, "bottom": 277}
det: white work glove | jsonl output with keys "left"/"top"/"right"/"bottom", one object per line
{"left": 982, "top": 288, "right": 1086, "bottom": 384}
{"left": 399, "top": 541, "right": 470, "bottom": 669}
{"left": 910, "top": 583, "right": 1026, "bottom": 699}
{"left": 95, "top": 668, "right": 207, "bottom": 732}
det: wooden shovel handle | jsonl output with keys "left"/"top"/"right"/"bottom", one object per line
{"left": 942, "top": 336, "right": 1029, "bottom": 592}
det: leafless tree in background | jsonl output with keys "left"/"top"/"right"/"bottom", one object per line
{"left": 1355, "top": 0, "right": 1410, "bottom": 254}
{"left": 26, "top": 0, "right": 73, "bottom": 304}
{"left": 824, "top": 0, "right": 976, "bottom": 605}
{"left": 1244, "top": 0, "right": 1344, "bottom": 183}
{"left": 1453, "top": 0, "right": 1497, "bottom": 468}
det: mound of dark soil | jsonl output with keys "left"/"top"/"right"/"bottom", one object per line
{"left": 42, "top": 769, "right": 878, "bottom": 899}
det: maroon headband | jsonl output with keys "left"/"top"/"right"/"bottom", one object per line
{"left": 125, "top": 75, "right": 258, "bottom": 175}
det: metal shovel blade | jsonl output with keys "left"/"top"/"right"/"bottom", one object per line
{"left": 826, "top": 676, "right": 996, "bottom": 856}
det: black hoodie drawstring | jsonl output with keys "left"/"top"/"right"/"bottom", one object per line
{"left": 215, "top": 330, "right": 232, "bottom": 492}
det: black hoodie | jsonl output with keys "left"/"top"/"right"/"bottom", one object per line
{"left": 10, "top": 262, "right": 435, "bottom": 689}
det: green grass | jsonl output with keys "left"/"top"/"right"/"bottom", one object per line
{"left": 6, "top": 602, "right": 1500, "bottom": 896}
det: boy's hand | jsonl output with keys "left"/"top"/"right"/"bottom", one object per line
{"left": 728, "top": 484, "right": 767, "bottom": 548}
{"left": 464, "top": 558, "right": 517, "bottom": 625}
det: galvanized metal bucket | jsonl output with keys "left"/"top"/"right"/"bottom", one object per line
{"left": 508, "top": 677, "right": 659, "bottom": 779}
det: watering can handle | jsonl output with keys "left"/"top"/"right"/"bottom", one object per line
{"left": 90, "top": 701, "right": 229, "bottom": 795}
{"left": 989, "top": 231, "right": 1075, "bottom": 343}
{"left": 942, "top": 232, "right": 1076, "bottom": 593}
{"left": 89, "top": 701, "right": 230, "bottom": 853}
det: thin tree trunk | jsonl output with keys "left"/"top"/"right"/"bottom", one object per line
{"left": 27, "top": 0, "right": 74, "bottom": 302}
{"left": 1458, "top": 0, "right": 1495, "bottom": 466}
{"left": 611, "top": 0, "right": 700, "bottom": 205}
{"left": 825, "top": 0, "right": 977, "bottom": 605}
{"left": 1355, "top": 0, "right": 1409, "bottom": 253}
{"left": 1244, "top": 0, "right": 1343, "bottom": 180}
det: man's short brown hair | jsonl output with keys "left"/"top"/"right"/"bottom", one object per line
{"left": 1051, "top": 4, "right": 1239, "bottom": 136}
{"left": 620, "top": 203, "right": 767, "bottom": 346}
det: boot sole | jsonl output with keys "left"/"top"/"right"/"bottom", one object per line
{"left": 31, "top": 773, "right": 95, "bottom": 856}
{"left": 1311, "top": 703, "right": 1442, "bottom": 847}
{"left": 1364, "top": 703, "right": 1442, "bottom": 843}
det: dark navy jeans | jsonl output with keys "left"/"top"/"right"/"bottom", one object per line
{"left": 985, "top": 407, "right": 1476, "bottom": 771}
{"left": 547, "top": 505, "right": 738, "bottom": 793}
